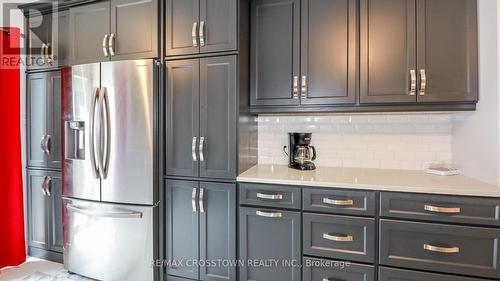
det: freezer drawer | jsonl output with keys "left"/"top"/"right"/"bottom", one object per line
{"left": 62, "top": 197, "right": 157, "bottom": 281}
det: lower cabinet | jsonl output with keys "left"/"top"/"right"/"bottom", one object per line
{"left": 379, "top": 267, "right": 489, "bottom": 281}
{"left": 27, "top": 169, "right": 63, "bottom": 262}
{"left": 239, "top": 207, "right": 301, "bottom": 281}
{"left": 165, "top": 179, "right": 236, "bottom": 281}
{"left": 303, "top": 257, "right": 374, "bottom": 281}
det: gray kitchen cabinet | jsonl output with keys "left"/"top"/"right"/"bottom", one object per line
{"left": 166, "top": 180, "right": 236, "bottom": 281}
{"left": 300, "top": 0, "right": 357, "bottom": 105}
{"left": 27, "top": 170, "right": 63, "bottom": 260}
{"left": 239, "top": 206, "right": 301, "bottom": 281}
{"left": 303, "top": 257, "right": 375, "bottom": 281}
{"left": 69, "top": 0, "right": 158, "bottom": 64}
{"left": 110, "top": 0, "right": 158, "bottom": 60}
{"left": 379, "top": 267, "right": 488, "bottom": 281}
{"left": 69, "top": 1, "right": 110, "bottom": 65}
{"left": 416, "top": 0, "right": 478, "bottom": 103}
{"left": 166, "top": 0, "right": 237, "bottom": 56}
{"left": 166, "top": 56, "right": 237, "bottom": 180}
{"left": 250, "top": 0, "right": 300, "bottom": 107}
{"left": 360, "top": 0, "right": 416, "bottom": 104}
{"left": 27, "top": 71, "right": 62, "bottom": 170}
{"left": 166, "top": 180, "right": 199, "bottom": 279}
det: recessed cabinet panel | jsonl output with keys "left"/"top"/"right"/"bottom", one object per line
{"left": 199, "top": 0, "right": 237, "bottom": 53}
{"left": 166, "top": 59, "right": 200, "bottom": 178}
{"left": 28, "top": 173, "right": 49, "bottom": 249}
{"left": 47, "top": 71, "right": 62, "bottom": 169}
{"left": 300, "top": 0, "right": 357, "bottom": 105}
{"left": 27, "top": 73, "right": 48, "bottom": 168}
{"left": 48, "top": 174, "right": 63, "bottom": 253}
{"left": 250, "top": 0, "right": 300, "bottom": 106}
{"left": 416, "top": 0, "right": 478, "bottom": 102}
{"left": 166, "top": 0, "right": 200, "bottom": 56}
{"left": 110, "top": 0, "right": 158, "bottom": 60}
{"left": 360, "top": 0, "right": 416, "bottom": 104}
{"left": 69, "top": 1, "right": 110, "bottom": 65}
{"left": 199, "top": 56, "right": 237, "bottom": 179}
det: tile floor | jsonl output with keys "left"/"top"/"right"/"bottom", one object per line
{"left": 0, "top": 257, "right": 92, "bottom": 281}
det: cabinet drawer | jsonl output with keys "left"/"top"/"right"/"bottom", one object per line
{"left": 303, "top": 257, "right": 374, "bottom": 281}
{"left": 239, "top": 183, "right": 301, "bottom": 209}
{"left": 380, "top": 192, "right": 500, "bottom": 226}
{"left": 380, "top": 219, "right": 500, "bottom": 279}
{"left": 303, "top": 213, "right": 375, "bottom": 263}
{"left": 304, "top": 188, "right": 375, "bottom": 216}
{"left": 379, "top": 267, "right": 489, "bottom": 281}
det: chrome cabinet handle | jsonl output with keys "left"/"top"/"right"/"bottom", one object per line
{"left": 42, "top": 176, "right": 52, "bottom": 196}
{"left": 199, "top": 21, "right": 205, "bottom": 47}
{"left": 192, "top": 22, "right": 198, "bottom": 47}
{"left": 419, "top": 69, "right": 427, "bottom": 96}
{"left": 293, "top": 76, "right": 299, "bottom": 99}
{"left": 256, "top": 210, "right": 282, "bottom": 218}
{"left": 40, "top": 135, "right": 48, "bottom": 154}
{"left": 199, "top": 137, "right": 205, "bottom": 162}
{"left": 89, "top": 87, "right": 100, "bottom": 178}
{"left": 199, "top": 187, "right": 205, "bottom": 213}
{"left": 409, "top": 69, "right": 416, "bottom": 96}
{"left": 323, "top": 198, "right": 354, "bottom": 206}
{"left": 40, "top": 176, "right": 48, "bottom": 196}
{"left": 192, "top": 137, "right": 198, "bottom": 161}
{"left": 424, "top": 204, "right": 461, "bottom": 214}
{"left": 102, "top": 34, "right": 109, "bottom": 57}
{"left": 40, "top": 43, "right": 47, "bottom": 64}
{"left": 192, "top": 187, "right": 198, "bottom": 212}
{"left": 108, "top": 33, "right": 115, "bottom": 57}
{"left": 301, "top": 75, "right": 307, "bottom": 98}
{"left": 256, "top": 192, "right": 283, "bottom": 200}
{"left": 424, "top": 244, "right": 459, "bottom": 254}
{"left": 323, "top": 233, "right": 353, "bottom": 242}
{"left": 45, "top": 43, "right": 52, "bottom": 65}
{"left": 40, "top": 135, "right": 51, "bottom": 155}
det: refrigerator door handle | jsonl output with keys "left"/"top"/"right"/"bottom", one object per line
{"left": 67, "top": 204, "right": 143, "bottom": 218}
{"left": 101, "top": 87, "right": 111, "bottom": 179}
{"left": 89, "top": 87, "right": 100, "bottom": 178}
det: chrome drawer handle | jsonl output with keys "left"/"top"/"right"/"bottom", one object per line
{"left": 424, "top": 205, "right": 461, "bottom": 214}
{"left": 424, "top": 244, "right": 459, "bottom": 254}
{"left": 256, "top": 192, "right": 283, "bottom": 200}
{"left": 256, "top": 210, "right": 282, "bottom": 218}
{"left": 323, "top": 233, "right": 353, "bottom": 242}
{"left": 323, "top": 198, "right": 354, "bottom": 206}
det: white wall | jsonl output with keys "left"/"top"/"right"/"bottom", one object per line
{"left": 451, "top": 0, "right": 500, "bottom": 185}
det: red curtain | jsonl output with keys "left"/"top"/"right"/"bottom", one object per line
{"left": 0, "top": 27, "right": 26, "bottom": 269}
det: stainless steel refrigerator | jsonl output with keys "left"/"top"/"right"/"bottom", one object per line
{"left": 61, "top": 59, "right": 159, "bottom": 281}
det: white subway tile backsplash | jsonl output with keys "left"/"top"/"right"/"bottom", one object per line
{"left": 258, "top": 113, "right": 454, "bottom": 170}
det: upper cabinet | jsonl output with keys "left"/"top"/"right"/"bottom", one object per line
{"left": 250, "top": 0, "right": 478, "bottom": 112}
{"left": 26, "top": 10, "right": 69, "bottom": 69}
{"left": 165, "top": 0, "right": 237, "bottom": 56}
{"left": 69, "top": 0, "right": 158, "bottom": 65}
{"left": 250, "top": 0, "right": 358, "bottom": 108}
{"left": 360, "top": 0, "right": 478, "bottom": 104}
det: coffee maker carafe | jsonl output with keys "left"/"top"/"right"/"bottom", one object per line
{"left": 285, "top": 133, "right": 317, "bottom": 170}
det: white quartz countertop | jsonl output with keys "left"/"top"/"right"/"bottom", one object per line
{"left": 237, "top": 164, "right": 500, "bottom": 198}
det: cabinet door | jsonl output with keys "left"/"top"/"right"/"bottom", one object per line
{"left": 300, "top": 0, "right": 357, "bottom": 105}
{"left": 27, "top": 12, "right": 51, "bottom": 69}
{"left": 200, "top": 182, "right": 236, "bottom": 281}
{"left": 48, "top": 173, "right": 63, "bottom": 253}
{"left": 199, "top": 0, "right": 237, "bottom": 53}
{"left": 28, "top": 170, "right": 49, "bottom": 249}
{"left": 360, "top": 0, "right": 417, "bottom": 104}
{"left": 165, "top": 59, "right": 200, "bottom": 178}
{"left": 199, "top": 56, "right": 237, "bottom": 179}
{"left": 47, "top": 71, "right": 62, "bottom": 170}
{"left": 51, "top": 10, "right": 69, "bottom": 67}
{"left": 166, "top": 0, "right": 199, "bottom": 56}
{"left": 69, "top": 1, "right": 110, "bottom": 65}
{"left": 27, "top": 72, "right": 48, "bottom": 168}
{"left": 110, "top": 0, "right": 158, "bottom": 60}
{"left": 416, "top": 0, "right": 478, "bottom": 103}
{"left": 166, "top": 180, "right": 200, "bottom": 280}
{"left": 250, "top": 0, "right": 300, "bottom": 107}
{"left": 239, "top": 207, "right": 301, "bottom": 281}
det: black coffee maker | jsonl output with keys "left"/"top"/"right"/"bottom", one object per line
{"left": 285, "top": 133, "right": 317, "bottom": 170}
